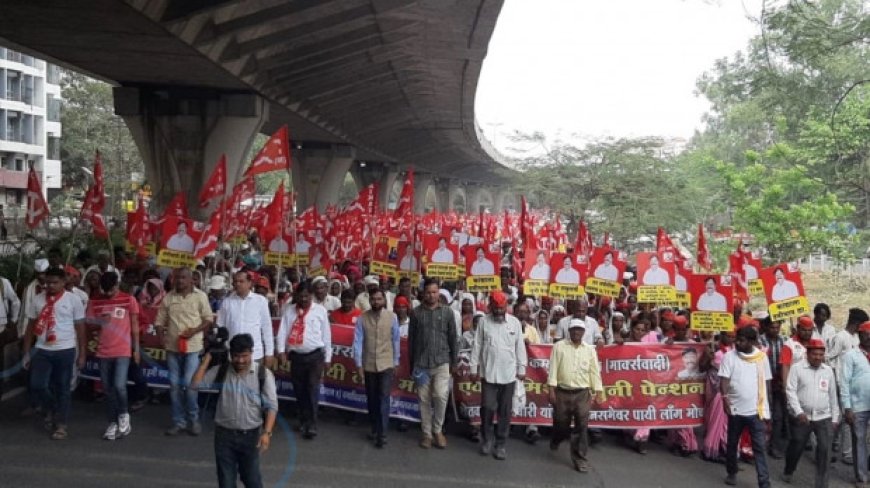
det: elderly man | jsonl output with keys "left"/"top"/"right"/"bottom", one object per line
{"left": 155, "top": 267, "right": 215, "bottom": 436}
{"left": 840, "top": 321, "right": 870, "bottom": 488}
{"left": 556, "top": 299, "right": 604, "bottom": 346}
{"left": 547, "top": 317, "right": 603, "bottom": 473}
{"left": 355, "top": 275, "right": 391, "bottom": 312}
{"left": 470, "top": 291, "right": 527, "bottom": 460}
{"left": 783, "top": 339, "right": 839, "bottom": 487}
{"left": 312, "top": 276, "right": 340, "bottom": 312}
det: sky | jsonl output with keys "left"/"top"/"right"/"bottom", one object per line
{"left": 475, "top": 0, "right": 764, "bottom": 150}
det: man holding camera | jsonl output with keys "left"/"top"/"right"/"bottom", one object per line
{"left": 193, "top": 333, "right": 278, "bottom": 488}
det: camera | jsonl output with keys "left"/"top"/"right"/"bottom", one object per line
{"left": 204, "top": 327, "right": 230, "bottom": 368}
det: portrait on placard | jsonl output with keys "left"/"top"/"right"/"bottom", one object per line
{"left": 425, "top": 234, "right": 458, "bottom": 264}
{"left": 464, "top": 244, "right": 498, "bottom": 277}
{"left": 372, "top": 235, "right": 399, "bottom": 264}
{"left": 674, "top": 260, "right": 691, "bottom": 293}
{"left": 549, "top": 253, "right": 585, "bottom": 285}
{"left": 397, "top": 240, "right": 420, "bottom": 272}
{"left": 294, "top": 232, "right": 311, "bottom": 254}
{"left": 589, "top": 247, "right": 625, "bottom": 283}
{"left": 637, "top": 251, "right": 675, "bottom": 286}
{"left": 690, "top": 274, "right": 732, "bottom": 313}
{"left": 524, "top": 248, "right": 551, "bottom": 282}
{"left": 760, "top": 263, "right": 805, "bottom": 303}
{"left": 267, "top": 227, "right": 292, "bottom": 253}
{"left": 161, "top": 216, "right": 198, "bottom": 254}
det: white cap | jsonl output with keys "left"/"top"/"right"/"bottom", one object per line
{"left": 207, "top": 275, "right": 226, "bottom": 290}
{"left": 439, "top": 289, "right": 452, "bottom": 304}
{"left": 311, "top": 276, "right": 328, "bottom": 286}
{"left": 240, "top": 243, "right": 250, "bottom": 250}
{"left": 568, "top": 318, "right": 586, "bottom": 329}
{"left": 364, "top": 275, "right": 379, "bottom": 286}
{"left": 34, "top": 259, "right": 49, "bottom": 273}
{"left": 623, "top": 271, "right": 634, "bottom": 280}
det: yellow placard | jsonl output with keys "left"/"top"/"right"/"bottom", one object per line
{"left": 156, "top": 249, "right": 197, "bottom": 268}
{"left": 523, "top": 279, "right": 549, "bottom": 297}
{"left": 370, "top": 261, "right": 398, "bottom": 279}
{"left": 769, "top": 296, "right": 810, "bottom": 322}
{"left": 548, "top": 283, "right": 586, "bottom": 300}
{"left": 691, "top": 311, "right": 734, "bottom": 332}
{"left": 426, "top": 263, "right": 458, "bottom": 279}
{"left": 585, "top": 277, "right": 621, "bottom": 297}
{"left": 398, "top": 271, "right": 421, "bottom": 283}
{"left": 637, "top": 285, "right": 677, "bottom": 304}
{"left": 308, "top": 266, "right": 327, "bottom": 277}
{"left": 230, "top": 235, "right": 248, "bottom": 245}
{"left": 661, "top": 292, "right": 692, "bottom": 309}
{"left": 295, "top": 253, "right": 310, "bottom": 266}
{"left": 124, "top": 240, "right": 156, "bottom": 255}
{"left": 467, "top": 275, "right": 501, "bottom": 292}
{"left": 264, "top": 252, "right": 297, "bottom": 267}
{"left": 749, "top": 279, "right": 764, "bottom": 296}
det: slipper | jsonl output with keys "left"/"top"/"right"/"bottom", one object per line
{"left": 51, "top": 427, "right": 68, "bottom": 440}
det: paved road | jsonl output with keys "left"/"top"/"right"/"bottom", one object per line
{"left": 0, "top": 393, "right": 858, "bottom": 487}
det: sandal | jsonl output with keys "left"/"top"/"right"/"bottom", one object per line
{"left": 51, "top": 426, "right": 68, "bottom": 440}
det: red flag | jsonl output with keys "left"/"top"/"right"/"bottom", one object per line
{"left": 194, "top": 210, "right": 222, "bottom": 259}
{"left": 393, "top": 170, "right": 414, "bottom": 218}
{"left": 244, "top": 125, "right": 291, "bottom": 177}
{"left": 80, "top": 152, "right": 108, "bottom": 239}
{"left": 656, "top": 227, "right": 675, "bottom": 252}
{"left": 574, "top": 220, "right": 592, "bottom": 258}
{"left": 127, "top": 196, "right": 152, "bottom": 255}
{"left": 258, "top": 182, "right": 286, "bottom": 243}
{"left": 520, "top": 196, "right": 533, "bottom": 244}
{"left": 697, "top": 223, "right": 712, "bottom": 271}
{"left": 198, "top": 154, "right": 227, "bottom": 208}
{"left": 159, "top": 192, "right": 189, "bottom": 223}
{"left": 25, "top": 167, "right": 49, "bottom": 229}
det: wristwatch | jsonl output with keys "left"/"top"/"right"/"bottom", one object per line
{"left": 263, "top": 431, "right": 273, "bottom": 437}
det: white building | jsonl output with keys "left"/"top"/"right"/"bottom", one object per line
{"left": 0, "top": 45, "right": 62, "bottom": 213}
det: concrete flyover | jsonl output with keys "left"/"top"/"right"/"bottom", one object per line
{"left": 0, "top": 0, "right": 514, "bottom": 215}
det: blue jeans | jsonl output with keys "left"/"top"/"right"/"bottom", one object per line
{"left": 30, "top": 347, "right": 76, "bottom": 426}
{"left": 167, "top": 351, "right": 200, "bottom": 427}
{"left": 726, "top": 414, "right": 770, "bottom": 488}
{"left": 215, "top": 426, "right": 262, "bottom": 488}
{"left": 853, "top": 410, "right": 870, "bottom": 483}
{"left": 99, "top": 357, "right": 130, "bottom": 422}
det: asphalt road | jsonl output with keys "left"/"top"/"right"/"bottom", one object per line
{"left": 0, "top": 392, "right": 859, "bottom": 488}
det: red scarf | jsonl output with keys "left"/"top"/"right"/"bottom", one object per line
{"left": 33, "top": 291, "right": 63, "bottom": 343}
{"left": 287, "top": 305, "right": 309, "bottom": 346}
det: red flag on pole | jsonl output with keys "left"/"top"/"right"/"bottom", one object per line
{"left": 194, "top": 210, "right": 222, "bottom": 259}
{"left": 574, "top": 220, "right": 592, "bottom": 258}
{"left": 25, "top": 166, "right": 49, "bottom": 229}
{"left": 393, "top": 170, "right": 414, "bottom": 218}
{"left": 520, "top": 196, "right": 533, "bottom": 244}
{"left": 656, "top": 227, "right": 675, "bottom": 252}
{"left": 127, "top": 196, "right": 152, "bottom": 255}
{"left": 198, "top": 154, "right": 227, "bottom": 208}
{"left": 697, "top": 223, "right": 712, "bottom": 271}
{"left": 80, "top": 152, "right": 108, "bottom": 238}
{"left": 159, "top": 192, "right": 189, "bottom": 223}
{"left": 244, "top": 125, "right": 291, "bottom": 177}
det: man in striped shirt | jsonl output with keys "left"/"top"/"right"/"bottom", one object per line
{"left": 783, "top": 339, "right": 839, "bottom": 487}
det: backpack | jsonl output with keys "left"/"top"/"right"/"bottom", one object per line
{"left": 215, "top": 361, "right": 268, "bottom": 410}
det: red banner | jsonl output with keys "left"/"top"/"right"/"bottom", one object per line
{"left": 454, "top": 343, "right": 706, "bottom": 428}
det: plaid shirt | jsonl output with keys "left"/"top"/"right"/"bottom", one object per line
{"left": 760, "top": 334, "right": 784, "bottom": 385}
{"left": 408, "top": 304, "right": 457, "bottom": 370}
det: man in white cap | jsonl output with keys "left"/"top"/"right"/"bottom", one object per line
{"left": 312, "top": 276, "right": 340, "bottom": 312}
{"left": 355, "top": 275, "right": 391, "bottom": 312}
{"left": 207, "top": 275, "right": 228, "bottom": 313}
{"left": 216, "top": 271, "right": 275, "bottom": 369}
{"left": 547, "top": 317, "right": 603, "bottom": 473}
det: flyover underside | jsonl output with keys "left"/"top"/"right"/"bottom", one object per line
{"left": 0, "top": 0, "right": 509, "bottom": 184}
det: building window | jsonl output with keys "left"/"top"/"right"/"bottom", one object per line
{"left": 46, "top": 64, "right": 61, "bottom": 84}
{"left": 15, "top": 159, "right": 24, "bottom": 171}
{"left": 47, "top": 136, "right": 61, "bottom": 160}
{"left": 47, "top": 96, "right": 61, "bottom": 122}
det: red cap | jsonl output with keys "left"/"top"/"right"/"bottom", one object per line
{"left": 394, "top": 296, "right": 410, "bottom": 309}
{"left": 490, "top": 291, "right": 508, "bottom": 307}
{"left": 736, "top": 315, "right": 754, "bottom": 329}
{"left": 661, "top": 310, "right": 676, "bottom": 322}
{"left": 858, "top": 321, "right": 870, "bottom": 333}
{"left": 673, "top": 316, "right": 688, "bottom": 328}
{"left": 64, "top": 265, "right": 81, "bottom": 278}
{"left": 600, "top": 296, "right": 612, "bottom": 308}
{"left": 797, "top": 315, "right": 815, "bottom": 330}
{"left": 629, "top": 281, "right": 638, "bottom": 293}
{"left": 255, "top": 276, "right": 271, "bottom": 291}
{"left": 805, "top": 339, "right": 825, "bottom": 350}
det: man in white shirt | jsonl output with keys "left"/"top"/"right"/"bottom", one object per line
{"left": 556, "top": 299, "right": 603, "bottom": 346}
{"left": 469, "top": 247, "right": 495, "bottom": 276}
{"left": 719, "top": 326, "right": 772, "bottom": 487}
{"left": 22, "top": 267, "right": 86, "bottom": 440}
{"left": 696, "top": 277, "right": 728, "bottom": 312}
{"left": 771, "top": 267, "right": 799, "bottom": 302}
{"left": 641, "top": 255, "right": 670, "bottom": 286}
{"left": 398, "top": 243, "right": 418, "bottom": 271}
{"left": 782, "top": 339, "right": 838, "bottom": 486}
{"left": 295, "top": 234, "right": 311, "bottom": 254}
{"left": 554, "top": 256, "right": 580, "bottom": 285}
{"left": 592, "top": 252, "right": 618, "bottom": 282}
{"left": 469, "top": 291, "right": 527, "bottom": 461}
{"left": 827, "top": 307, "right": 868, "bottom": 465}
{"left": 166, "top": 221, "right": 195, "bottom": 253}
{"left": 216, "top": 271, "right": 275, "bottom": 369}
{"left": 528, "top": 251, "right": 550, "bottom": 281}
{"left": 312, "top": 276, "right": 340, "bottom": 312}
{"left": 267, "top": 236, "right": 289, "bottom": 253}
{"left": 431, "top": 238, "right": 454, "bottom": 264}
{"left": 276, "top": 283, "right": 331, "bottom": 439}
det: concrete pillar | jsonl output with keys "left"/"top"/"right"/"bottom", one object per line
{"left": 291, "top": 144, "right": 356, "bottom": 212}
{"left": 349, "top": 162, "right": 399, "bottom": 210}
{"left": 466, "top": 185, "right": 482, "bottom": 214}
{"left": 114, "top": 86, "right": 268, "bottom": 219}
{"left": 433, "top": 180, "right": 450, "bottom": 213}
{"left": 413, "top": 173, "right": 433, "bottom": 214}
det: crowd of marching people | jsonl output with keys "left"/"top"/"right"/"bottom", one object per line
{"left": 0, "top": 240, "right": 869, "bottom": 488}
